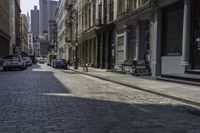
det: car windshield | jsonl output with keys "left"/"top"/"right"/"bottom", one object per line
{"left": 4, "top": 55, "right": 20, "bottom": 60}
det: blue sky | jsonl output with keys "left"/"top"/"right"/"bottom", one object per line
{"left": 21, "top": 0, "right": 39, "bottom": 14}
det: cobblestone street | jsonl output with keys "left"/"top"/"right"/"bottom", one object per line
{"left": 0, "top": 64, "right": 200, "bottom": 133}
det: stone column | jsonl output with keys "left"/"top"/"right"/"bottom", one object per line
{"left": 113, "top": 0, "right": 118, "bottom": 20}
{"left": 123, "top": 25, "right": 128, "bottom": 61}
{"left": 135, "top": 22, "right": 140, "bottom": 60}
{"left": 181, "top": 0, "right": 192, "bottom": 66}
{"left": 136, "top": 0, "right": 140, "bottom": 8}
{"left": 125, "top": 0, "right": 128, "bottom": 12}
{"left": 151, "top": 7, "right": 162, "bottom": 77}
{"left": 91, "top": 2, "right": 94, "bottom": 26}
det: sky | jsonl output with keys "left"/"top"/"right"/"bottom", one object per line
{"left": 21, "top": 0, "right": 39, "bottom": 14}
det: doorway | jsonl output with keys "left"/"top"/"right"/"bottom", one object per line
{"left": 193, "top": 0, "right": 200, "bottom": 69}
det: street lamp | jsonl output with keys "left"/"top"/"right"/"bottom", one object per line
{"left": 74, "top": 43, "right": 78, "bottom": 69}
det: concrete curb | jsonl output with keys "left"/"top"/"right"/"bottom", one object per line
{"left": 70, "top": 69, "right": 200, "bottom": 108}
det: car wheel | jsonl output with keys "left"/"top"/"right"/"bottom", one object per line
{"left": 3, "top": 67, "right": 7, "bottom": 71}
{"left": 21, "top": 67, "right": 24, "bottom": 70}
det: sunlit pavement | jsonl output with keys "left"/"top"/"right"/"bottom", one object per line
{"left": 0, "top": 64, "right": 200, "bottom": 132}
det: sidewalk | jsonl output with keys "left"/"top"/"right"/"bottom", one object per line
{"left": 70, "top": 67, "right": 200, "bottom": 107}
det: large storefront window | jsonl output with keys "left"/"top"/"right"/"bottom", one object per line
{"left": 162, "top": 2, "right": 183, "bottom": 56}
{"left": 117, "top": 35, "right": 125, "bottom": 61}
{"left": 193, "top": 0, "right": 200, "bottom": 69}
{"left": 127, "top": 25, "right": 137, "bottom": 61}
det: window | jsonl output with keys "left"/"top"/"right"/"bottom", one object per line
{"left": 93, "top": 0, "right": 96, "bottom": 25}
{"left": 127, "top": 0, "right": 133, "bottom": 11}
{"left": 104, "top": 0, "right": 107, "bottom": 24}
{"left": 89, "top": 4, "right": 91, "bottom": 27}
{"left": 117, "top": 35, "right": 125, "bottom": 61}
{"left": 98, "top": 2, "right": 102, "bottom": 25}
{"left": 163, "top": 2, "right": 183, "bottom": 56}
{"left": 109, "top": 0, "right": 114, "bottom": 22}
{"left": 118, "top": 0, "right": 125, "bottom": 16}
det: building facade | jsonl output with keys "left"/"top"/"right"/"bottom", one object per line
{"left": 56, "top": 0, "right": 68, "bottom": 59}
{"left": 28, "top": 33, "right": 34, "bottom": 55}
{"left": 66, "top": 0, "right": 98, "bottom": 67}
{"left": 15, "top": 0, "right": 21, "bottom": 54}
{"left": 114, "top": 0, "right": 152, "bottom": 70}
{"left": 48, "top": 20, "right": 57, "bottom": 52}
{"left": 9, "top": 0, "right": 16, "bottom": 55}
{"left": 39, "top": 0, "right": 58, "bottom": 35}
{"left": 0, "top": 0, "right": 10, "bottom": 58}
{"left": 66, "top": 0, "right": 151, "bottom": 70}
{"left": 95, "top": 0, "right": 117, "bottom": 69}
{"left": 20, "top": 14, "right": 29, "bottom": 54}
{"left": 31, "top": 6, "right": 39, "bottom": 39}
{"left": 150, "top": 0, "right": 200, "bottom": 76}
{"left": 63, "top": 0, "right": 200, "bottom": 77}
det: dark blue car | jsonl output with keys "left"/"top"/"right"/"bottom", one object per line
{"left": 53, "top": 59, "right": 68, "bottom": 69}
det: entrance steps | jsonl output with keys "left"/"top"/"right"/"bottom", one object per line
{"left": 157, "top": 73, "right": 200, "bottom": 86}
{"left": 186, "top": 70, "right": 200, "bottom": 75}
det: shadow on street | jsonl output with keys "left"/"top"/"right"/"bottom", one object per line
{"left": 0, "top": 65, "right": 199, "bottom": 132}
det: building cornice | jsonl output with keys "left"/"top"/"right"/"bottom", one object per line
{"left": 113, "top": 4, "right": 153, "bottom": 25}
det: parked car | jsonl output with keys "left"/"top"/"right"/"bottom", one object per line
{"left": 53, "top": 59, "right": 68, "bottom": 69}
{"left": 23, "top": 57, "right": 33, "bottom": 66}
{"left": 3, "top": 55, "right": 26, "bottom": 71}
{"left": 38, "top": 57, "right": 45, "bottom": 64}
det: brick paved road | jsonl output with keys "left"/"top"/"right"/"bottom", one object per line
{"left": 0, "top": 64, "right": 200, "bottom": 133}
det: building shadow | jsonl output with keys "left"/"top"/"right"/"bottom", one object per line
{"left": 0, "top": 66, "right": 200, "bottom": 132}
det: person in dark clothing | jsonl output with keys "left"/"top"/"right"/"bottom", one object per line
{"left": 67, "top": 59, "right": 71, "bottom": 69}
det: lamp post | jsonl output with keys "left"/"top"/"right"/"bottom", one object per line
{"left": 74, "top": 43, "right": 78, "bottom": 69}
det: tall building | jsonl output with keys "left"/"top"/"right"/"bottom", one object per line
{"left": 0, "top": 0, "right": 10, "bottom": 58}
{"left": 27, "top": 12, "right": 31, "bottom": 32}
{"left": 39, "top": 0, "right": 58, "bottom": 35}
{"left": 31, "top": 6, "right": 39, "bottom": 39}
